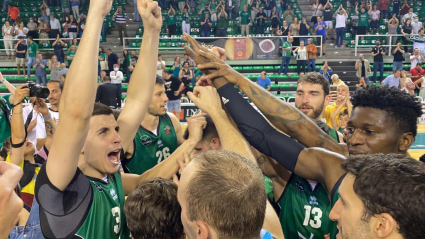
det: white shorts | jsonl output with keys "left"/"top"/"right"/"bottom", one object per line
{"left": 325, "top": 21, "right": 334, "bottom": 29}
{"left": 167, "top": 99, "right": 181, "bottom": 113}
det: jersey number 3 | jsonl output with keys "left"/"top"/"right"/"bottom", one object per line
{"left": 156, "top": 147, "right": 171, "bottom": 164}
{"left": 111, "top": 207, "right": 121, "bottom": 234}
{"left": 303, "top": 205, "right": 322, "bottom": 229}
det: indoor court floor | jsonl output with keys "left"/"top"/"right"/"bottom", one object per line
{"left": 409, "top": 125, "right": 425, "bottom": 160}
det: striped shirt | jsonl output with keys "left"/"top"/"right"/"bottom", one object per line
{"left": 114, "top": 13, "right": 129, "bottom": 24}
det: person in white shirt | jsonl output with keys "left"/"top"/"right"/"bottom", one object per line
{"left": 402, "top": 8, "right": 417, "bottom": 24}
{"left": 49, "top": 15, "right": 61, "bottom": 40}
{"left": 410, "top": 48, "right": 425, "bottom": 69}
{"left": 23, "top": 98, "right": 43, "bottom": 153}
{"left": 335, "top": 5, "right": 347, "bottom": 48}
{"left": 411, "top": 16, "right": 423, "bottom": 34}
{"left": 110, "top": 64, "right": 123, "bottom": 108}
{"left": 157, "top": 54, "right": 165, "bottom": 76}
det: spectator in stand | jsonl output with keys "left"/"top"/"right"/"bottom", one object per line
{"left": 225, "top": 0, "right": 235, "bottom": 20}
{"left": 130, "top": 50, "right": 138, "bottom": 70}
{"left": 97, "top": 70, "right": 106, "bottom": 85}
{"left": 157, "top": 54, "right": 166, "bottom": 76}
{"left": 282, "top": 5, "right": 295, "bottom": 26}
{"left": 110, "top": 64, "right": 124, "bottom": 109}
{"left": 311, "top": 0, "right": 324, "bottom": 25}
{"left": 323, "top": 1, "right": 334, "bottom": 41}
{"left": 167, "top": 6, "right": 177, "bottom": 36}
{"left": 299, "top": 17, "right": 310, "bottom": 45}
{"left": 27, "top": 17, "right": 38, "bottom": 40}
{"left": 250, "top": 0, "right": 260, "bottom": 24}
{"left": 290, "top": 17, "right": 300, "bottom": 45}
{"left": 96, "top": 76, "right": 119, "bottom": 109}
{"left": 409, "top": 63, "right": 425, "bottom": 95}
{"left": 179, "top": 61, "right": 193, "bottom": 96}
{"left": 270, "top": 8, "right": 280, "bottom": 35}
{"left": 38, "top": 21, "right": 50, "bottom": 44}
{"left": 414, "top": 75, "right": 425, "bottom": 98}
{"left": 371, "top": 39, "right": 385, "bottom": 83}
{"left": 68, "top": 14, "right": 78, "bottom": 40}
{"left": 172, "top": 56, "right": 181, "bottom": 77}
{"left": 320, "top": 60, "right": 333, "bottom": 81}
{"left": 387, "top": 14, "right": 399, "bottom": 45}
{"left": 113, "top": 6, "right": 129, "bottom": 46}
{"left": 71, "top": 0, "right": 79, "bottom": 19}
{"left": 2, "top": 21, "right": 14, "bottom": 60}
{"left": 33, "top": 53, "right": 47, "bottom": 86}
{"left": 402, "top": 7, "right": 416, "bottom": 24}
{"left": 381, "top": 69, "right": 401, "bottom": 88}
{"left": 106, "top": 48, "right": 120, "bottom": 73}
{"left": 210, "top": 0, "right": 218, "bottom": 22}
{"left": 7, "top": 4, "right": 19, "bottom": 25}
{"left": 403, "top": 29, "right": 425, "bottom": 54}
{"left": 61, "top": 0, "right": 70, "bottom": 18}
{"left": 314, "top": 17, "right": 327, "bottom": 56}
{"left": 52, "top": 35, "right": 66, "bottom": 64}
{"left": 306, "top": 38, "right": 317, "bottom": 72}
{"left": 331, "top": 74, "right": 346, "bottom": 86}
{"left": 293, "top": 40, "right": 307, "bottom": 74}
{"left": 48, "top": 55, "right": 61, "bottom": 82}
{"left": 278, "top": 20, "right": 290, "bottom": 39}
{"left": 264, "top": 0, "right": 273, "bottom": 18}
{"left": 26, "top": 37, "right": 38, "bottom": 79}
{"left": 240, "top": 5, "right": 251, "bottom": 35}
{"left": 335, "top": 4, "right": 347, "bottom": 48}
{"left": 355, "top": 2, "right": 371, "bottom": 41}
{"left": 410, "top": 48, "right": 424, "bottom": 69}
{"left": 199, "top": 4, "right": 211, "bottom": 19}
{"left": 400, "top": 70, "right": 415, "bottom": 95}
{"left": 324, "top": 84, "right": 351, "bottom": 127}
{"left": 178, "top": 0, "right": 186, "bottom": 11}
{"left": 58, "top": 63, "right": 68, "bottom": 77}
{"left": 356, "top": 77, "right": 367, "bottom": 88}
{"left": 350, "top": 10, "right": 359, "bottom": 37}
{"left": 392, "top": 41, "right": 405, "bottom": 71}
{"left": 122, "top": 49, "right": 131, "bottom": 81}
{"left": 2, "top": 0, "right": 10, "bottom": 12}
{"left": 14, "top": 37, "right": 27, "bottom": 76}
{"left": 40, "top": 10, "right": 49, "bottom": 24}
{"left": 278, "top": 36, "right": 293, "bottom": 75}
{"left": 255, "top": 7, "right": 266, "bottom": 34}
{"left": 378, "top": 0, "right": 388, "bottom": 19}
{"left": 216, "top": 8, "right": 228, "bottom": 37}
{"left": 355, "top": 54, "right": 372, "bottom": 84}
{"left": 49, "top": 14, "right": 61, "bottom": 41}
{"left": 98, "top": 47, "right": 106, "bottom": 76}
{"left": 68, "top": 38, "right": 79, "bottom": 50}
{"left": 184, "top": 53, "right": 197, "bottom": 86}
{"left": 182, "top": 7, "right": 191, "bottom": 35}
{"left": 392, "top": 0, "right": 401, "bottom": 16}
{"left": 66, "top": 45, "right": 77, "bottom": 67}
{"left": 77, "top": 14, "right": 86, "bottom": 38}
{"left": 256, "top": 71, "right": 271, "bottom": 90}
{"left": 411, "top": 16, "right": 423, "bottom": 35}
{"left": 370, "top": 5, "right": 380, "bottom": 35}
{"left": 14, "top": 22, "right": 28, "bottom": 39}
{"left": 163, "top": 70, "right": 184, "bottom": 117}
{"left": 401, "top": 19, "right": 413, "bottom": 52}
{"left": 201, "top": 13, "right": 213, "bottom": 37}
{"left": 330, "top": 106, "right": 350, "bottom": 141}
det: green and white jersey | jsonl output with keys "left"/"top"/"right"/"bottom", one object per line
{"left": 122, "top": 114, "right": 178, "bottom": 175}
{"left": 277, "top": 174, "right": 331, "bottom": 239}
{"left": 329, "top": 175, "right": 346, "bottom": 239}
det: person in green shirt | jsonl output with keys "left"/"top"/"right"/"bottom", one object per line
{"left": 278, "top": 36, "right": 293, "bottom": 75}
{"left": 98, "top": 46, "right": 106, "bottom": 77}
{"left": 216, "top": 9, "right": 229, "bottom": 37}
{"left": 210, "top": 0, "right": 218, "bottom": 22}
{"left": 167, "top": 6, "right": 177, "bottom": 37}
{"left": 240, "top": 5, "right": 251, "bottom": 35}
{"left": 355, "top": 1, "right": 371, "bottom": 40}
{"left": 26, "top": 36, "right": 38, "bottom": 78}
{"left": 198, "top": 5, "right": 211, "bottom": 19}
{"left": 66, "top": 45, "right": 76, "bottom": 67}
{"left": 123, "top": 49, "right": 132, "bottom": 82}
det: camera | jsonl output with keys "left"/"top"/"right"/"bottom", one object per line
{"left": 27, "top": 82, "right": 50, "bottom": 98}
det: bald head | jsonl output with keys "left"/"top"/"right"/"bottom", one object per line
{"left": 337, "top": 84, "right": 349, "bottom": 97}
{"left": 288, "top": 36, "right": 294, "bottom": 43}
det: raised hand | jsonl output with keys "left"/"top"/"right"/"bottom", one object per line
{"left": 186, "top": 114, "right": 207, "bottom": 146}
{"left": 188, "top": 86, "right": 223, "bottom": 114}
{"left": 90, "top": 0, "right": 114, "bottom": 17}
{"left": 137, "top": 0, "right": 163, "bottom": 32}
{"left": 34, "top": 98, "right": 50, "bottom": 116}
{"left": 14, "top": 84, "right": 30, "bottom": 104}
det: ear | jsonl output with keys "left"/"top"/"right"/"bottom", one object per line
{"left": 373, "top": 213, "right": 399, "bottom": 238}
{"left": 210, "top": 138, "right": 221, "bottom": 150}
{"left": 398, "top": 132, "right": 414, "bottom": 152}
{"left": 196, "top": 220, "right": 210, "bottom": 239}
{"left": 324, "top": 94, "right": 332, "bottom": 106}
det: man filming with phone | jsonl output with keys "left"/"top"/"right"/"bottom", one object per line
{"left": 355, "top": 53, "right": 372, "bottom": 84}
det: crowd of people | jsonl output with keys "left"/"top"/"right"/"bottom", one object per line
{"left": 0, "top": 1, "right": 424, "bottom": 239}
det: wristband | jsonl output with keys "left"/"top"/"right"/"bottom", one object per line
{"left": 0, "top": 78, "right": 4, "bottom": 84}
{"left": 43, "top": 114, "right": 52, "bottom": 120}
{"left": 12, "top": 102, "right": 22, "bottom": 108}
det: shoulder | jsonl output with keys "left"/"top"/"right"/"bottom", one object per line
{"left": 166, "top": 112, "right": 181, "bottom": 129}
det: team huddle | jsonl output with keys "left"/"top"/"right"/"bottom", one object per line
{"left": 1, "top": 0, "right": 425, "bottom": 239}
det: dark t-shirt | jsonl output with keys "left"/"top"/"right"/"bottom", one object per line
{"left": 361, "top": 61, "right": 366, "bottom": 77}
{"left": 96, "top": 82, "right": 119, "bottom": 108}
{"left": 164, "top": 76, "right": 182, "bottom": 101}
{"left": 16, "top": 43, "right": 27, "bottom": 58}
{"left": 53, "top": 44, "right": 65, "bottom": 58}
{"left": 372, "top": 46, "right": 385, "bottom": 62}
{"left": 68, "top": 20, "right": 78, "bottom": 32}
{"left": 393, "top": 48, "right": 404, "bottom": 61}
{"left": 324, "top": 8, "right": 333, "bottom": 21}
{"left": 201, "top": 17, "right": 211, "bottom": 31}
{"left": 256, "top": 12, "right": 267, "bottom": 26}
{"left": 108, "top": 53, "right": 119, "bottom": 71}
{"left": 299, "top": 22, "right": 309, "bottom": 35}
{"left": 403, "top": 25, "right": 412, "bottom": 34}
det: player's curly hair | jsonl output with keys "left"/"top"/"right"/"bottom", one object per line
{"left": 351, "top": 86, "right": 422, "bottom": 137}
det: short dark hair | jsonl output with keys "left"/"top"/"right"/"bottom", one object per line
{"left": 92, "top": 102, "right": 113, "bottom": 116}
{"left": 47, "top": 79, "right": 64, "bottom": 91}
{"left": 112, "top": 109, "right": 121, "bottom": 120}
{"left": 342, "top": 154, "right": 425, "bottom": 239}
{"left": 106, "top": 48, "right": 112, "bottom": 52}
{"left": 103, "top": 76, "right": 111, "bottom": 82}
{"left": 351, "top": 86, "right": 422, "bottom": 137}
{"left": 158, "top": 54, "right": 162, "bottom": 57}
{"left": 186, "top": 151, "right": 266, "bottom": 238}
{"left": 156, "top": 75, "right": 165, "bottom": 85}
{"left": 183, "top": 114, "right": 218, "bottom": 142}
{"left": 298, "top": 72, "right": 330, "bottom": 96}
{"left": 124, "top": 178, "right": 183, "bottom": 239}
{"left": 163, "top": 70, "right": 173, "bottom": 75}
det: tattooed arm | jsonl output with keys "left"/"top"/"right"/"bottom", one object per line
{"left": 34, "top": 98, "right": 56, "bottom": 151}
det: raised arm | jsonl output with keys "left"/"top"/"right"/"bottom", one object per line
{"left": 0, "top": 72, "right": 16, "bottom": 104}
{"left": 117, "top": 0, "right": 162, "bottom": 153}
{"left": 330, "top": 98, "right": 347, "bottom": 130}
{"left": 45, "top": 0, "right": 111, "bottom": 191}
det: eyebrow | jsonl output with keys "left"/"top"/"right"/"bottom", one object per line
{"left": 338, "top": 193, "right": 346, "bottom": 204}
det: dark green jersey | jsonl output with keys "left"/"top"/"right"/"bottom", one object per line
{"left": 264, "top": 175, "right": 274, "bottom": 201}
{"left": 277, "top": 174, "right": 331, "bottom": 239}
{"left": 329, "top": 128, "right": 340, "bottom": 143}
{"left": 75, "top": 173, "right": 130, "bottom": 239}
{"left": 123, "top": 114, "right": 178, "bottom": 175}
{"left": 358, "top": 12, "right": 369, "bottom": 26}
{"left": 329, "top": 175, "right": 346, "bottom": 239}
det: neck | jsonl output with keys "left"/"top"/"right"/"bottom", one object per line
{"left": 141, "top": 113, "right": 160, "bottom": 131}
{"left": 78, "top": 156, "right": 108, "bottom": 179}
{"left": 50, "top": 104, "right": 59, "bottom": 112}
{"left": 24, "top": 153, "right": 35, "bottom": 163}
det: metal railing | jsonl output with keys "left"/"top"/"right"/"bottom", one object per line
{"left": 0, "top": 37, "right": 81, "bottom": 53}
{"left": 123, "top": 35, "right": 324, "bottom": 56}
{"left": 354, "top": 34, "right": 419, "bottom": 56}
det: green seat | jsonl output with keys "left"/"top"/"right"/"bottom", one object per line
{"left": 242, "top": 66, "right": 253, "bottom": 72}
{"left": 253, "top": 66, "right": 263, "bottom": 71}
{"left": 264, "top": 66, "right": 273, "bottom": 71}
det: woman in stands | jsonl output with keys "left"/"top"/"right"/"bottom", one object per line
{"left": 14, "top": 22, "right": 28, "bottom": 39}
{"left": 401, "top": 19, "right": 412, "bottom": 52}
{"left": 293, "top": 40, "right": 307, "bottom": 74}
{"left": 2, "top": 21, "right": 15, "bottom": 60}
{"left": 271, "top": 7, "right": 280, "bottom": 35}
{"left": 400, "top": 70, "right": 415, "bottom": 96}
{"left": 172, "top": 56, "right": 181, "bottom": 77}
{"left": 179, "top": 61, "right": 193, "bottom": 97}
{"left": 388, "top": 14, "right": 399, "bottom": 45}
{"left": 289, "top": 17, "right": 300, "bottom": 46}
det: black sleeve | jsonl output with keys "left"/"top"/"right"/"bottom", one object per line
{"left": 35, "top": 164, "right": 93, "bottom": 239}
{"left": 95, "top": 86, "right": 102, "bottom": 102}
{"left": 217, "top": 83, "right": 305, "bottom": 172}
